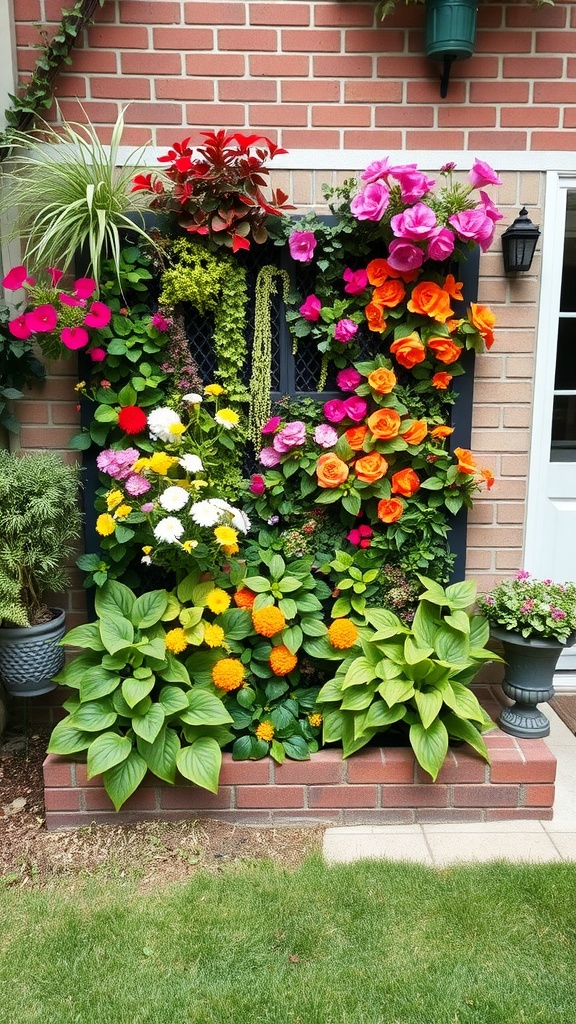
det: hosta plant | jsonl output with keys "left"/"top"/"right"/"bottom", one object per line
{"left": 47, "top": 581, "right": 234, "bottom": 809}
{"left": 315, "top": 576, "right": 499, "bottom": 780}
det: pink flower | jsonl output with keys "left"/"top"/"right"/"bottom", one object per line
{"left": 46, "top": 267, "right": 64, "bottom": 287}
{"left": 260, "top": 446, "right": 281, "bottom": 467}
{"left": 334, "top": 319, "right": 358, "bottom": 343}
{"left": 89, "top": 347, "right": 107, "bottom": 362}
{"left": 440, "top": 161, "right": 457, "bottom": 173}
{"left": 520, "top": 600, "right": 535, "bottom": 614}
{"left": 96, "top": 448, "right": 140, "bottom": 480}
{"left": 391, "top": 203, "right": 437, "bottom": 241}
{"left": 125, "top": 473, "right": 151, "bottom": 496}
{"left": 61, "top": 326, "right": 89, "bottom": 350}
{"left": 27, "top": 304, "right": 58, "bottom": 333}
{"left": 350, "top": 182, "right": 389, "bottom": 222}
{"left": 273, "top": 420, "right": 306, "bottom": 452}
{"left": 8, "top": 315, "right": 32, "bottom": 339}
{"left": 347, "top": 528, "right": 361, "bottom": 545}
{"left": 2, "top": 265, "right": 33, "bottom": 290}
{"left": 299, "top": 294, "right": 322, "bottom": 321}
{"left": 336, "top": 367, "right": 362, "bottom": 392}
{"left": 141, "top": 502, "right": 155, "bottom": 513}
{"left": 60, "top": 294, "right": 85, "bottom": 308}
{"left": 360, "top": 158, "right": 391, "bottom": 183}
{"left": 515, "top": 570, "right": 531, "bottom": 580}
{"left": 469, "top": 158, "right": 502, "bottom": 189}
{"left": 479, "top": 191, "right": 503, "bottom": 224}
{"left": 84, "top": 301, "right": 112, "bottom": 328}
{"left": 151, "top": 311, "right": 172, "bottom": 331}
{"left": 427, "top": 227, "right": 456, "bottom": 262}
{"left": 323, "top": 399, "right": 346, "bottom": 423}
{"left": 74, "top": 277, "right": 97, "bottom": 300}
{"left": 387, "top": 239, "right": 424, "bottom": 272}
{"left": 551, "top": 607, "right": 567, "bottom": 620}
{"left": 249, "top": 474, "right": 266, "bottom": 496}
{"left": 343, "top": 396, "right": 367, "bottom": 422}
{"left": 393, "top": 169, "right": 435, "bottom": 204}
{"left": 289, "top": 231, "right": 317, "bottom": 263}
{"left": 314, "top": 424, "right": 339, "bottom": 448}
{"left": 343, "top": 268, "right": 368, "bottom": 296}
{"left": 449, "top": 209, "right": 495, "bottom": 251}
{"left": 261, "top": 415, "right": 282, "bottom": 435}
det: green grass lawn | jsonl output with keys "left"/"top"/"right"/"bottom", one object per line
{"left": 1, "top": 856, "right": 576, "bottom": 1024}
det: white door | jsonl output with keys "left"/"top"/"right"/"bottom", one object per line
{"left": 525, "top": 175, "right": 576, "bottom": 676}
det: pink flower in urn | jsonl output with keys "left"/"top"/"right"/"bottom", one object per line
{"left": 343, "top": 396, "right": 367, "bottom": 422}
{"left": 393, "top": 169, "right": 436, "bottom": 204}
{"left": 299, "top": 294, "right": 322, "bottom": 321}
{"left": 323, "top": 399, "right": 346, "bottom": 423}
{"left": 273, "top": 420, "right": 306, "bottom": 452}
{"left": 479, "top": 191, "right": 504, "bottom": 224}
{"left": 390, "top": 202, "right": 437, "bottom": 241}
{"left": 469, "top": 158, "right": 502, "bottom": 189}
{"left": 8, "top": 315, "right": 32, "bottom": 339}
{"left": 334, "top": 319, "right": 358, "bottom": 343}
{"left": 260, "top": 446, "right": 281, "bottom": 467}
{"left": 289, "top": 230, "right": 317, "bottom": 263}
{"left": 26, "top": 304, "right": 58, "bottom": 333}
{"left": 61, "top": 326, "right": 90, "bottom": 350}
{"left": 84, "top": 301, "right": 112, "bottom": 329}
{"left": 387, "top": 240, "right": 424, "bottom": 272}
{"left": 314, "top": 423, "right": 339, "bottom": 448}
{"left": 89, "top": 347, "right": 107, "bottom": 362}
{"left": 249, "top": 474, "right": 266, "bottom": 496}
{"left": 427, "top": 227, "right": 455, "bottom": 262}
{"left": 336, "top": 367, "right": 362, "bottom": 392}
{"left": 350, "top": 182, "right": 390, "bottom": 222}
{"left": 449, "top": 208, "right": 495, "bottom": 251}
{"left": 261, "top": 415, "right": 282, "bottom": 435}
{"left": 343, "top": 268, "right": 368, "bottom": 296}
{"left": 360, "top": 158, "right": 391, "bottom": 183}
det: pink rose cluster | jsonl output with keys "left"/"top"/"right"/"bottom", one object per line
{"left": 349, "top": 157, "right": 503, "bottom": 272}
{"left": 2, "top": 265, "right": 112, "bottom": 357}
{"left": 259, "top": 416, "right": 307, "bottom": 467}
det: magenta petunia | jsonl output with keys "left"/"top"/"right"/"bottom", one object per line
{"left": 288, "top": 231, "right": 317, "bottom": 263}
{"left": 390, "top": 202, "right": 437, "bottom": 241}
{"left": 47, "top": 267, "right": 64, "bottom": 287}
{"left": 60, "top": 293, "right": 85, "bottom": 308}
{"left": 350, "top": 182, "right": 389, "bottom": 222}
{"left": 151, "top": 311, "right": 172, "bottom": 331}
{"left": 427, "top": 227, "right": 455, "bottom": 262}
{"left": 84, "top": 301, "right": 112, "bottom": 328}
{"left": 336, "top": 367, "right": 362, "bottom": 392}
{"left": 343, "top": 396, "right": 367, "bottom": 422}
{"left": 61, "top": 326, "right": 90, "bottom": 350}
{"left": 323, "top": 399, "right": 346, "bottom": 423}
{"left": 89, "top": 347, "right": 107, "bottom": 362}
{"left": 273, "top": 421, "right": 306, "bottom": 452}
{"left": 449, "top": 208, "right": 495, "bottom": 251}
{"left": 299, "top": 294, "right": 322, "bottom": 321}
{"left": 387, "top": 239, "right": 425, "bottom": 272}
{"left": 74, "top": 277, "right": 97, "bottom": 299}
{"left": 2, "top": 265, "right": 33, "bottom": 290}
{"left": 479, "top": 190, "right": 504, "bottom": 224}
{"left": 392, "top": 169, "right": 436, "bottom": 204}
{"left": 27, "top": 304, "right": 58, "bottom": 333}
{"left": 249, "top": 474, "right": 266, "bottom": 496}
{"left": 360, "top": 158, "right": 391, "bottom": 184}
{"left": 8, "top": 315, "right": 32, "bottom": 339}
{"left": 261, "top": 415, "right": 282, "bottom": 435}
{"left": 334, "top": 319, "right": 358, "bottom": 343}
{"left": 343, "top": 268, "right": 368, "bottom": 296}
{"left": 468, "top": 158, "right": 502, "bottom": 189}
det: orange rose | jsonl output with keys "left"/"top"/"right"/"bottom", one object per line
{"left": 391, "top": 468, "right": 420, "bottom": 497}
{"left": 470, "top": 302, "right": 496, "bottom": 350}
{"left": 316, "top": 452, "right": 349, "bottom": 488}
{"left": 430, "top": 425, "right": 454, "bottom": 439}
{"left": 367, "top": 407, "right": 401, "bottom": 440}
{"left": 373, "top": 279, "right": 406, "bottom": 309}
{"left": 367, "top": 366, "right": 397, "bottom": 395}
{"left": 345, "top": 425, "right": 368, "bottom": 451}
{"left": 377, "top": 497, "right": 404, "bottom": 523}
{"left": 427, "top": 337, "right": 463, "bottom": 365}
{"left": 480, "top": 467, "right": 495, "bottom": 490}
{"left": 431, "top": 372, "right": 452, "bottom": 390}
{"left": 401, "top": 419, "right": 428, "bottom": 445}
{"left": 390, "top": 332, "right": 427, "bottom": 369}
{"left": 446, "top": 318, "right": 462, "bottom": 334}
{"left": 366, "top": 258, "right": 393, "bottom": 287}
{"left": 408, "top": 281, "right": 453, "bottom": 323}
{"left": 443, "top": 274, "right": 464, "bottom": 301}
{"left": 454, "top": 447, "right": 476, "bottom": 475}
{"left": 354, "top": 452, "right": 388, "bottom": 484}
{"left": 365, "top": 301, "right": 386, "bottom": 333}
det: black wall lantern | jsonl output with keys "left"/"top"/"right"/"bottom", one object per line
{"left": 425, "top": 0, "right": 479, "bottom": 98}
{"left": 501, "top": 208, "right": 541, "bottom": 274}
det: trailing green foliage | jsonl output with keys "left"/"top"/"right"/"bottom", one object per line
{"left": 249, "top": 264, "right": 290, "bottom": 445}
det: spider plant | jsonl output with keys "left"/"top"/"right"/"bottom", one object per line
{"left": 0, "top": 108, "right": 156, "bottom": 282}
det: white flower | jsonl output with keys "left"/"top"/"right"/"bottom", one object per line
{"left": 153, "top": 516, "right": 185, "bottom": 543}
{"left": 214, "top": 408, "right": 239, "bottom": 429}
{"left": 209, "top": 498, "right": 234, "bottom": 513}
{"left": 189, "top": 500, "right": 221, "bottom": 528}
{"left": 141, "top": 555, "right": 152, "bottom": 566}
{"left": 148, "top": 407, "right": 183, "bottom": 443}
{"left": 182, "top": 393, "right": 203, "bottom": 405}
{"left": 159, "top": 486, "right": 190, "bottom": 512}
{"left": 179, "top": 453, "right": 204, "bottom": 473}
{"left": 229, "top": 506, "right": 251, "bottom": 534}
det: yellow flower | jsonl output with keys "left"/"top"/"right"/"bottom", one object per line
{"left": 328, "top": 619, "right": 359, "bottom": 650}
{"left": 255, "top": 720, "right": 275, "bottom": 743}
{"left": 149, "top": 452, "right": 179, "bottom": 475}
{"left": 203, "top": 623, "right": 225, "bottom": 648}
{"left": 106, "top": 489, "right": 124, "bottom": 511}
{"left": 214, "top": 525, "right": 238, "bottom": 547}
{"left": 252, "top": 606, "right": 286, "bottom": 638}
{"left": 205, "top": 588, "right": 231, "bottom": 614}
{"left": 215, "top": 408, "right": 239, "bottom": 429}
{"left": 169, "top": 422, "right": 187, "bottom": 437}
{"left": 181, "top": 539, "right": 198, "bottom": 553}
{"left": 96, "top": 513, "right": 116, "bottom": 537}
{"left": 132, "top": 457, "right": 151, "bottom": 472}
{"left": 164, "top": 627, "right": 189, "bottom": 654}
{"left": 74, "top": 380, "right": 86, "bottom": 392}
{"left": 114, "top": 503, "right": 132, "bottom": 520}
{"left": 142, "top": 545, "right": 153, "bottom": 555}
{"left": 308, "top": 713, "right": 323, "bottom": 728}
{"left": 190, "top": 479, "right": 209, "bottom": 490}
{"left": 222, "top": 543, "right": 239, "bottom": 556}
{"left": 212, "top": 658, "right": 245, "bottom": 691}
{"left": 205, "top": 384, "right": 225, "bottom": 396}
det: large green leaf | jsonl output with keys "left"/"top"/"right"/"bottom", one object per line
{"left": 103, "top": 749, "right": 148, "bottom": 810}
{"left": 342, "top": 657, "right": 376, "bottom": 689}
{"left": 137, "top": 637, "right": 166, "bottom": 661}
{"left": 95, "top": 580, "right": 135, "bottom": 620}
{"left": 283, "top": 624, "right": 303, "bottom": 654}
{"left": 217, "top": 608, "right": 253, "bottom": 640}
{"left": 137, "top": 725, "right": 180, "bottom": 784}
{"left": 176, "top": 737, "right": 222, "bottom": 793}
{"left": 52, "top": 651, "right": 103, "bottom": 688}
{"left": 270, "top": 703, "right": 298, "bottom": 730}
{"left": 378, "top": 676, "right": 415, "bottom": 707}
{"left": 61, "top": 622, "right": 105, "bottom": 651}
{"left": 341, "top": 682, "right": 378, "bottom": 711}
{"left": 277, "top": 576, "right": 303, "bottom": 594}
{"left": 469, "top": 614, "right": 490, "bottom": 649}
{"left": 409, "top": 719, "right": 449, "bottom": 781}
{"left": 445, "top": 681, "right": 487, "bottom": 723}
{"left": 435, "top": 625, "right": 469, "bottom": 665}
{"left": 365, "top": 607, "right": 407, "bottom": 638}
{"left": 445, "top": 610, "right": 471, "bottom": 635}
{"left": 179, "top": 688, "right": 233, "bottom": 726}
{"left": 47, "top": 721, "right": 92, "bottom": 755}
{"left": 158, "top": 685, "right": 190, "bottom": 715}
{"left": 445, "top": 579, "right": 477, "bottom": 610}
{"left": 131, "top": 590, "right": 168, "bottom": 629}
{"left": 87, "top": 731, "right": 132, "bottom": 779}
{"left": 282, "top": 735, "right": 310, "bottom": 760}
{"left": 99, "top": 616, "right": 134, "bottom": 655}
{"left": 364, "top": 700, "right": 406, "bottom": 730}
{"left": 158, "top": 652, "right": 191, "bottom": 685}
{"left": 67, "top": 698, "right": 117, "bottom": 733}
{"left": 79, "top": 668, "right": 121, "bottom": 703}
{"left": 413, "top": 687, "right": 444, "bottom": 730}
{"left": 316, "top": 677, "right": 344, "bottom": 702}
{"left": 241, "top": 575, "right": 270, "bottom": 593}
{"left": 411, "top": 601, "right": 439, "bottom": 648}
{"left": 131, "top": 703, "right": 165, "bottom": 744}
{"left": 404, "top": 636, "right": 434, "bottom": 665}
{"left": 122, "top": 675, "right": 155, "bottom": 709}
{"left": 321, "top": 708, "right": 346, "bottom": 743}
{"left": 443, "top": 712, "right": 490, "bottom": 761}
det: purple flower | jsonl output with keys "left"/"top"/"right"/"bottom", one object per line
{"left": 141, "top": 502, "right": 155, "bottom": 513}
{"left": 551, "top": 607, "right": 567, "bottom": 620}
{"left": 334, "top": 319, "right": 358, "bottom": 343}
{"left": 427, "top": 227, "right": 456, "bottom": 262}
{"left": 390, "top": 203, "right": 437, "bottom": 241}
{"left": 314, "top": 424, "right": 339, "bottom": 448}
{"left": 449, "top": 209, "right": 495, "bottom": 252}
{"left": 469, "top": 158, "right": 502, "bottom": 189}
{"left": 520, "top": 600, "right": 535, "bottom": 614}
{"left": 323, "top": 399, "right": 346, "bottom": 423}
{"left": 360, "top": 158, "right": 391, "bottom": 183}
{"left": 350, "top": 182, "right": 390, "bottom": 222}
{"left": 440, "top": 161, "right": 457, "bottom": 173}
{"left": 343, "top": 396, "right": 368, "bottom": 422}
{"left": 299, "top": 294, "right": 322, "bottom": 321}
{"left": 260, "top": 446, "right": 281, "bottom": 467}
{"left": 273, "top": 420, "right": 306, "bottom": 452}
{"left": 387, "top": 240, "right": 424, "bottom": 272}
{"left": 261, "top": 415, "right": 282, "bottom": 435}
{"left": 96, "top": 447, "right": 140, "bottom": 481}
{"left": 125, "top": 473, "right": 151, "bottom": 496}
{"left": 336, "top": 367, "right": 362, "bottom": 392}
{"left": 485, "top": 595, "right": 495, "bottom": 605}
{"left": 289, "top": 231, "right": 317, "bottom": 263}
{"left": 268, "top": 515, "right": 280, "bottom": 525}
{"left": 544, "top": 579, "right": 553, "bottom": 585}
{"left": 515, "top": 570, "right": 531, "bottom": 581}
{"left": 343, "top": 268, "right": 368, "bottom": 296}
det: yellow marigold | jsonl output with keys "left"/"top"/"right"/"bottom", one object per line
{"left": 165, "top": 627, "right": 189, "bottom": 654}
{"left": 114, "top": 503, "right": 132, "bottom": 520}
{"left": 269, "top": 645, "right": 298, "bottom": 677}
{"left": 308, "top": 713, "right": 323, "bottom": 728}
{"left": 203, "top": 623, "right": 225, "bottom": 648}
{"left": 214, "top": 525, "right": 238, "bottom": 547}
{"left": 252, "top": 605, "right": 286, "bottom": 638}
{"left": 234, "top": 588, "right": 256, "bottom": 610}
{"left": 328, "top": 619, "right": 359, "bottom": 650}
{"left": 255, "top": 720, "right": 275, "bottom": 742}
{"left": 96, "top": 513, "right": 116, "bottom": 537}
{"left": 205, "top": 383, "right": 225, "bottom": 396}
{"left": 205, "top": 588, "right": 232, "bottom": 614}
{"left": 212, "top": 658, "right": 245, "bottom": 691}
{"left": 149, "top": 452, "right": 179, "bottom": 475}
{"left": 106, "top": 489, "right": 124, "bottom": 511}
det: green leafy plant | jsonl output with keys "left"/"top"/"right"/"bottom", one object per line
{"left": 478, "top": 571, "right": 576, "bottom": 644}
{"left": 315, "top": 576, "right": 498, "bottom": 780}
{"left": 47, "top": 581, "right": 235, "bottom": 809}
{"left": 226, "top": 681, "right": 323, "bottom": 764}
{"left": 0, "top": 450, "right": 82, "bottom": 626}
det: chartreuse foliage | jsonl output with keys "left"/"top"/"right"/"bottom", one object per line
{"left": 316, "top": 576, "right": 499, "bottom": 780}
{"left": 47, "top": 581, "right": 234, "bottom": 809}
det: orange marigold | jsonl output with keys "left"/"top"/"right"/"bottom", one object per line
{"left": 234, "top": 587, "right": 256, "bottom": 609}
{"left": 269, "top": 645, "right": 298, "bottom": 676}
{"left": 212, "top": 658, "right": 245, "bottom": 691}
{"left": 252, "top": 605, "right": 286, "bottom": 637}
{"left": 255, "top": 720, "right": 275, "bottom": 742}
{"left": 328, "top": 619, "right": 359, "bottom": 650}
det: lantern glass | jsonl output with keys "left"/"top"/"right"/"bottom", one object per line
{"left": 502, "top": 208, "right": 541, "bottom": 274}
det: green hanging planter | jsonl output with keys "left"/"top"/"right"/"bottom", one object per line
{"left": 425, "top": 0, "right": 478, "bottom": 62}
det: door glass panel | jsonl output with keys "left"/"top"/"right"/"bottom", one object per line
{"left": 551, "top": 191, "right": 576, "bottom": 462}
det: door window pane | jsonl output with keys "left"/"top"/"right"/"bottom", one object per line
{"left": 551, "top": 191, "right": 576, "bottom": 461}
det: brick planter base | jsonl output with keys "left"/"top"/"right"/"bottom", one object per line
{"left": 43, "top": 686, "right": 556, "bottom": 830}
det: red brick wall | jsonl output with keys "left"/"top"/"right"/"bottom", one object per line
{"left": 11, "top": 0, "right": 576, "bottom": 149}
